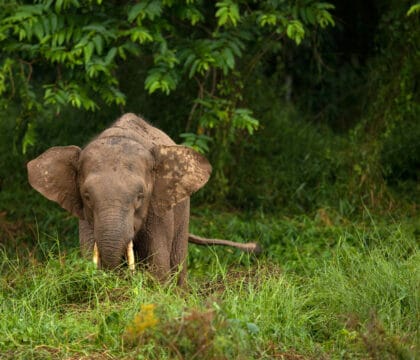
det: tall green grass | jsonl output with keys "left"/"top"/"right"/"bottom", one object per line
{"left": 1, "top": 211, "right": 418, "bottom": 359}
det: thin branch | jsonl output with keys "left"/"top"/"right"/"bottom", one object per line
{"left": 56, "top": 64, "right": 62, "bottom": 82}
{"left": 7, "top": 65, "right": 15, "bottom": 99}
{"left": 243, "top": 32, "right": 284, "bottom": 83}
{"left": 166, "top": 341, "right": 184, "bottom": 360}
{"left": 210, "top": 67, "right": 217, "bottom": 97}
{"left": 312, "top": 31, "right": 334, "bottom": 72}
{"left": 19, "top": 59, "right": 33, "bottom": 82}
{"left": 186, "top": 76, "right": 205, "bottom": 132}
{"left": 186, "top": 98, "right": 200, "bottom": 132}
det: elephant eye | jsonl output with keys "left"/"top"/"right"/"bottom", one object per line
{"left": 83, "top": 192, "right": 91, "bottom": 205}
{"left": 135, "top": 192, "right": 144, "bottom": 209}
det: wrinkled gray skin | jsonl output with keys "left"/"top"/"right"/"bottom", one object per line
{"left": 27, "top": 114, "right": 259, "bottom": 285}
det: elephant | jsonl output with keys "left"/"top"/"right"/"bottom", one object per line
{"left": 27, "top": 113, "right": 260, "bottom": 284}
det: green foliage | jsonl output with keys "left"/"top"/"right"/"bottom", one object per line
{"left": 407, "top": 3, "right": 420, "bottom": 16}
{"left": 0, "top": 0, "right": 335, "bottom": 193}
{"left": 353, "top": 3, "right": 420, "bottom": 198}
{"left": 179, "top": 132, "right": 212, "bottom": 154}
{"left": 221, "top": 97, "right": 345, "bottom": 212}
{"left": 209, "top": 0, "right": 419, "bottom": 213}
{"left": 286, "top": 20, "right": 305, "bottom": 45}
{"left": 216, "top": 0, "right": 240, "bottom": 27}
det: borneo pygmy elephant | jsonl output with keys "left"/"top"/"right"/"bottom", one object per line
{"left": 27, "top": 113, "right": 260, "bottom": 284}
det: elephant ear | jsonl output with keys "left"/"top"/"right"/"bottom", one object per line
{"left": 27, "top": 145, "right": 84, "bottom": 218}
{"left": 152, "top": 145, "right": 212, "bottom": 215}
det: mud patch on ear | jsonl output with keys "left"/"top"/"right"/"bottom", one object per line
{"left": 152, "top": 145, "right": 212, "bottom": 215}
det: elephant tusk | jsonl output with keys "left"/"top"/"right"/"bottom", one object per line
{"left": 93, "top": 242, "right": 100, "bottom": 268}
{"left": 127, "top": 240, "right": 135, "bottom": 272}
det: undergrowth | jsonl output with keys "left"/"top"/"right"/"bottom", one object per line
{"left": 0, "top": 210, "right": 418, "bottom": 359}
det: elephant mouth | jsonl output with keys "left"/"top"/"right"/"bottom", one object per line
{"left": 92, "top": 240, "right": 135, "bottom": 272}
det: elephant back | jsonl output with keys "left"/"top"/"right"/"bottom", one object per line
{"left": 98, "top": 113, "right": 176, "bottom": 150}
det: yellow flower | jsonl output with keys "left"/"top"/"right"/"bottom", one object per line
{"left": 125, "top": 303, "right": 159, "bottom": 339}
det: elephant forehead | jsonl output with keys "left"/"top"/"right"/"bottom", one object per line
{"left": 80, "top": 140, "right": 153, "bottom": 172}
{"left": 82, "top": 172, "right": 146, "bottom": 196}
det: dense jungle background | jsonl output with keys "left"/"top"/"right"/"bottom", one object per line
{"left": 0, "top": 1, "right": 419, "bottom": 359}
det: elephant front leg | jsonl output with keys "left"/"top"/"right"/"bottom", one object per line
{"left": 136, "top": 213, "right": 173, "bottom": 282}
{"left": 170, "top": 200, "right": 190, "bottom": 286}
{"left": 136, "top": 234, "right": 171, "bottom": 281}
{"left": 79, "top": 219, "right": 95, "bottom": 259}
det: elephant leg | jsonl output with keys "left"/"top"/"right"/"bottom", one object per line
{"left": 171, "top": 199, "right": 190, "bottom": 286}
{"left": 136, "top": 213, "right": 173, "bottom": 281}
{"left": 149, "top": 246, "right": 171, "bottom": 282}
{"left": 79, "top": 219, "right": 95, "bottom": 258}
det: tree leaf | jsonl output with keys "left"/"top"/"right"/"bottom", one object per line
{"left": 92, "top": 34, "right": 103, "bottom": 55}
{"left": 407, "top": 4, "right": 420, "bottom": 16}
{"left": 84, "top": 42, "right": 94, "bottom": 64}
{"left": 128, "top": 3, "right": 147, "bottom": 22}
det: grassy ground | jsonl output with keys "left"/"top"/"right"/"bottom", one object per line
{"left": 0, "top": 207, "right": 418, "bottom": 359}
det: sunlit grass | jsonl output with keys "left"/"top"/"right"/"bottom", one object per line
{"left": 0, "top": 211, "right": 418, "bottom": 359}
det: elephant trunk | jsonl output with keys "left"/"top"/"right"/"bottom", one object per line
{"left": 93, "top": 209, "right": 134, "bottom": 270}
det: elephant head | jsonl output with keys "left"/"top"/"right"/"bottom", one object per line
{"left": 27, "top": 138, "right": 211, "bottom": 270}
